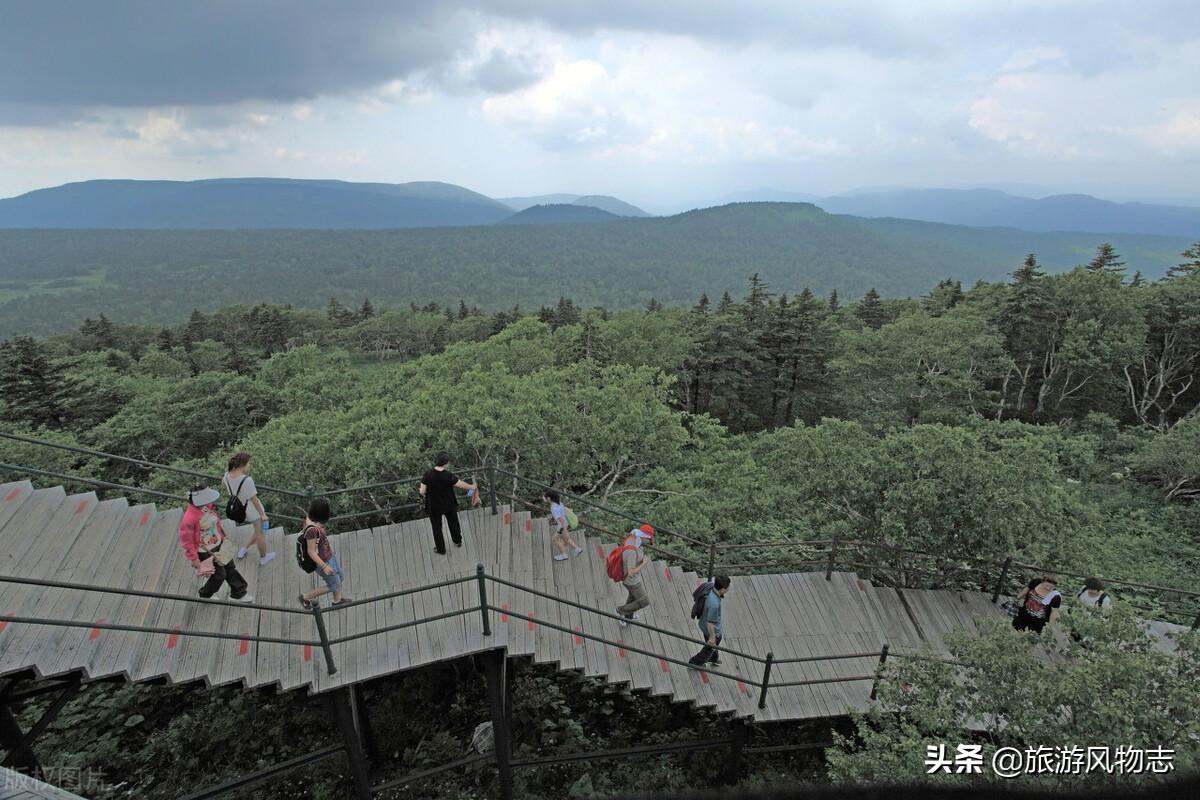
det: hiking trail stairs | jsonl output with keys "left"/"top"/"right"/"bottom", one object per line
{"left": 0, "top": 481, "right": 1006, "bottom": 723}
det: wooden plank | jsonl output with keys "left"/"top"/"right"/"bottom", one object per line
{"left": 376, "top": 524, "right": 412, "bottom": 674}
{"left": 406, "top": 519, "right": 437, "bottom": 669}
{"left": 47, "top": 502, "right": 159, "bottom": 679}
{"left": 252, "top": 525, "right": 289, "bottom": 690}
{"left": 13, "top": 497, "right": 123, "bottom": 678}
{"left": 0, "top": 480, "right": 35, "bottom": 537}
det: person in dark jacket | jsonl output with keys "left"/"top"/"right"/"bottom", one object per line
{"left": 418, "top": 451, "right": 477, "bottom": 554}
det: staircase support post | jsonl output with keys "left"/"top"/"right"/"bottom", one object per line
{"left": 331, "top": 687, "right": 372, "bottom": 800}
{"left": 353, "top": 684, "right": 381, "bottom": 764}
{"left": 477, "top": 563, "right": 491, "bottom": 637}
{"left": 757, "top": 652, "right": 774, "bottom": 710}
{"left": 484, "top": 649, "right": 513, "bottom": 800}
{"left": 0, "top": 697, "right": 38, "bottom": 772}
{"left": 825, "top": 539, "right": 838, "bottom": 581}
{"left": 869, "top": 644, "right": 890, "bottom": 701}
{"left": 723, "top": 721, "right": 748, "bottom": 785}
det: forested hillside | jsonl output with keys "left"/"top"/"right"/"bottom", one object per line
{"left": 0, "top": 203, "right": 1192, "bottom": 336}
{"left": 3, "top": 260, "right": 1199, "bottom": 795}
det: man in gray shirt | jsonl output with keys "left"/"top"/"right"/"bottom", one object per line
{"left": 616, "top": 525, "right": 654, "bottom": 624}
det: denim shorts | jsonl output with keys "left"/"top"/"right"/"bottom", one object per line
{"left": 321, "top": 554, "right": 343, "bottom": 592}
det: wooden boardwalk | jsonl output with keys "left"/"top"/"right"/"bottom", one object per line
{"left": 0, "top": 480, "right": 1012, "bottom": 722}
{"left": 0, "top": 767, "right": 88, "bottom": 800}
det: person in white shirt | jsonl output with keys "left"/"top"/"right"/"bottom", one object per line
{"left": 224, "top": 451, "right": 275, "bottom": 566}
{"left": 1077, "top": 576, "right": 1113, "bottom": 611}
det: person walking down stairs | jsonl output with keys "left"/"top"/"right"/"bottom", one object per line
{"left": 419, "top": 451, "right": 477, "bottom": 555}
{"left": 611, "top": 525, "right": 654, "bottom": 625}
{"left": 178, "top": 486, "right": 253, "bottom": 603}
{"left": 543, "top": 490, "right": 583, "bottom": 562}
{"left": 222, "top": 451, "right": 275, "bottom": 566}
{"left": 689, "top": 575, "right": 730, "bottom": 669}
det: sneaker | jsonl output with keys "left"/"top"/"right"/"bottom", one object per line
{"left": 435, "top": 549, "right": 447, "bottom": 556}
{"left": 616, "top": 608, "right": 629, "bottom": 626}
{"left": 298, "top": 594, "right": 314, "bottom": 610}
{"left": 687, "top": 662, "right": 702, "bottom": 670}
{"left": 574, "top": 546, "right": 584, "bottom": 556}
{"left": 708, "top": 658, "right": 721, "bottom": 667}
{"left": 454, "top": 541, "right": 463, "bottom": 548}
{"left": 233, "top": 594, "right": 255, "bottom": 604}
{"left": 259, "top": 551, "right": 276, "bottom": 566}
{"left": 237, "top": 547, "right": 249, "bottom": 560}
{"left": 332, "top": 597, "right": 353, "bottom": 607}
{"left": 553, "top": 553, "right": 569, "bottom": 561}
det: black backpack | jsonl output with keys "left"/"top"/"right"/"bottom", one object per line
{"left": 225, "top": 475, "right": 249, "bottom": 524}
{"left": 296, "top": 525, "right": 319, "bottom": 574}
{"left": 691, "top": 581, "right": 715, "bottom": 619}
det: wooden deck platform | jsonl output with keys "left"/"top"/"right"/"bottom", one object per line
{"left": 0, "top": 480, "right": 1018, "bottom": 722}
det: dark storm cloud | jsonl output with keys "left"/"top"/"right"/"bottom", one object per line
{"left": 0, "top": 0, "right": 467, "bottom": 112}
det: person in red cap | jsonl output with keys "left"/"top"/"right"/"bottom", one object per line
{"left": 616, "top": 524, "right": 654, "bottom": 624}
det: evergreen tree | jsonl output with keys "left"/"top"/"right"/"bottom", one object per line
{"left": 856, "top": 288, "right": 884, "bottom": 329}
{"left": 693, "top": 293, "right": 710, "bottom": 315}
{"left": 997, "top": 254, "right": 1057, "bottom": 419}
{"left": 1166, "top": 242, "right": 1200, "bottom": 279}
{"left": 358, "top": 297, "right": 375, "bottom": 320}
{"left": 185, "top": 309, "right": 208, "bottom": 345}
{"left": 1128, "top": 270, "right": 1145, "bottom": 288}
{"left": 716, "top": 291, "right": 735, "bottom": 314}
{"left": 458, "top": 300, "right": 470, "bottom": 320}
{"left": 744, "top": 273, "right": 772, "bottom": 324}
{"left": 225, "top": 341, "right": 251, "bottom": 375}
{"left": 0, "top": 336, "right": 65, "bottom": 428}
{"left": 157, "top": 329, "right": 175, "bottom": 352}
{"left": 646, "top": 298, "right": 663, "bottom": 313}
{"left": 1087, "top": 242, "right": 1125, "bottom": 273}
{"left": 828, "top": 289, "right": 840, "bottom": 312}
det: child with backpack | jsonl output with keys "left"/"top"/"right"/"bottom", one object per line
{"left": 178, "top": 486, "right": 253, "bottom": 602}
{"left": 1012, "top": 573, "right": 1062, "bottom": 634}
{"left": 223, "top": 451, "right": 275, "bottom": 566}
{"left": 298, "top": 497, "right": 351, "bottom": 609}
{"left": 543, "top": 490, "right": 583, "bottom": 562}
{"left": 609, "top": 525, "right": 654, "bottom": 625}
{"left": 689, "top": 575, "right": 730, "bottom": 669}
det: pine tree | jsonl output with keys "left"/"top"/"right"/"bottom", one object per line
{"left": 157, "top": 329, "right": 175, "bottom": 351}
{"left": 1128, "top": 271, "right": 1145, "bottom": 288}
{"left": 716, "top": 291, "right": 735, "bottom": 314}
{"left": 997, "top": 254, "right": 1058, "bottom": 419}
{"left": 856, "top": 288, "right": 884, "bottom": 329}
{"left": 185, "top": 309, "right": 207, "bottom": 345}
{"left": 358, "top": 297, "right": 375, "bottom": 320}
{"left": 693, "top": 293, "right": 710, "bottom": 315}
{"left": 646, "top": 298, "right": 663, "bottom": 313}
{"left": 744, "top": 273, "right": 772, "bottom": 324}
{"left": 1087, "top": 242, "right": 1125, "bottom": 273}
{"left": 0, "top": 336, "right": 65, "bottom": 428}
{"left": 1166, "top": 242, "right": 1200, "bottom": 279}
{"left": 458, "top": 300, "right": 470, "bottom": 320}
{"left": 828, "top": 289, "right": 840, "bottom": 312}
{"left": 225, "top": 341, "right": 251, "bottom": 375}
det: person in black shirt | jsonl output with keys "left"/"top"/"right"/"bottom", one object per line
{"left": 419, "top": 451, "right": 477, "bottom": 554}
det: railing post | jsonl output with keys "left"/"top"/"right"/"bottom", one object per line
{"left": 707, "top": 542, "right": 717, "bottom": 581}
{"left": 826, "top": 539, "right": 838, "bottom": 581}
{"left": 477, "top": 563, "right": 492, "bottom": 637}
{"left": 869, "top": 644, "right": 890, "bottom": 700}
{"left": 487, "top": 464, "right": 498, "bottom": 516}
{"left": 757, "top": 651, "right": 774, "bottom": 710}
{"left": 311, "top": 604, "right": 337, "bottom": 675}
{"left": 991, "top": 556, "right": 1013, "bottom": 603}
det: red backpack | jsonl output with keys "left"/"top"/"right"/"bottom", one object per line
{"left": 606, "top": 545, "right": 635, "bottom": 581}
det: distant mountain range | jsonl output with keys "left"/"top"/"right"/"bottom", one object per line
{"left": 723, "top": 188, "right": 1200, "bottom": 238}
{"left": 499, "top": 194, "right": 649, "bottom": 217}
{"left": 498, "top": 204, "right": 621, "bottom": 225}
{"left": 1, "top": 201, "right": 1193, "bottom": 336}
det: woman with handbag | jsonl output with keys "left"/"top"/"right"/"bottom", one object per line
{"left": 178, "top": 486, "right": 254, "bottom": 602}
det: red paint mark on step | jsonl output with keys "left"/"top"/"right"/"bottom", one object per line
{"left": 166, "top": 625, "right": 180, "bottom": 649}
{"left": 3, "top": 489, "right": 19, "bottom": 502}
{"left": 618, "top": 644, "right": 626, "bottom": 658}
{"left": 857, "top": 579, "right": 865, "bottom": 591}
{"left": 303, "top": 645, "right": 312, "bottom": 662}
{"left": 239, "top": 639, "right": 250, "bottom": 656}
{"left": 500, "top": 603, "right": 509, "bottom": 622}
{"left": 664, "top": 568, "right": 673, "bottom": 583}
{"left": 524, "top": 518, "right": 532, "bottom": 532}
{"left": 573, "top": 627, "right": 582, "bottom": 646}
{"left": 139, "top": 511, "right": 151, "bottom": 526}
{"left": 74, "top": 500, "right": 88, "bottom": 514}
{"left": 596, "top": 545, "right": 605, "bottom": 559}
{"left": 659, "top": 659, "right": 669, "bottom": 672}
{"left": 699, "top": 670, "right": 709, "bottom": 684}
{"left": 527, "top": 614, "right": 536, "bottom": 631}
{"left": 737, "top": 681, "right": 748, "bottom": 695}
{"left": 0, "top": 620, "right": 7, "bottom": 634}
{"left": 504, "top": 512, "right": 511, "bottom": 525}
{"left": 89, "top": 619, "right": 105, "bottom": 640}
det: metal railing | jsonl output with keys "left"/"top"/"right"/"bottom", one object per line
{"left": 4, "top": 431, "right": 1198, "bottom": 628}
{"left": 0, "top": 566, "right": 891, "bottom": 711}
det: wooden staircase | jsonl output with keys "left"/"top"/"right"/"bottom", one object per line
{"left": 0, "top": 480, "right": 1004, "bottom": 722}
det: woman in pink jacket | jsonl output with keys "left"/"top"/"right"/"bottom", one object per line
{"left": 178, "top": 486, "right": 254, "bottom": 602}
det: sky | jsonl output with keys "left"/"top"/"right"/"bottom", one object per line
{"left": 1, "top": 0, "right": 1199, "bottom": 212}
